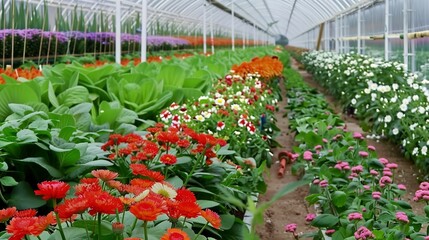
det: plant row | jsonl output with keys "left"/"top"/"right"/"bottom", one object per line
{"left": 280, "top": 63, "right": 429, "bottom": 240}
{"left": 0, "top": 47, "right": 284, "bottom": 239}
{"left": 300, "top": 50, "right": 429, "bottom": 177}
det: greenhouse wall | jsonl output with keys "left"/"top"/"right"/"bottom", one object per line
{"left": 289, "top": 0, "right": 429, "bottom": 78}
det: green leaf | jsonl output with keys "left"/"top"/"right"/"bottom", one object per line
{"left": 57, "top": 86, "right": 90, "bottom": 107}
{"left": 220, "top": 214, "right": 236, "bottom": 230}
{"left": 73, "top": 220, "right": 112, "bottom": 235}
{"left": 166, "top": 175, "right": 183, "bottom": 189}
{"left": 78, "top": 160, "right": 114, "bottom": 167}
{"left": 176, "top": 156, "right": 192, "bottom": 164}
{"left": 311, "top": 214, "right": 339, "bottom": 228}
{"left": 0, "top": 83, "right": 41, "bottom": 121}
{"left": 8, "top": 182, "right": 46, "bottom": 209}
{"left": 8, "top": 103, "right": 34, "bottom": 116}
{"left": 16, "top": 129, "right": 38, "bottom": 143}
{"left": 15, "top": 157, "right": 63, "bottom": 178}
{"left": 158, "top": 64, "right": 186, "bottom": 88}
{"left": 48, "top": 227, "right": 90, "bottom": 240}
{"left": 332, "top": 191, "right": 347, "bottom": 207}
{"left": 57, "top": 149, "right": 81, "bottom": 168}
{"left": 197, "top": 200, "right": 220, "bottom": 209}
{"left": 269, "top": 179, "right": 311, "bottom": 204}
{"left": 187, "top": 187, "right": 215, "bottom": 195}
{"left": 0, "top": 176, "right": 18, "bottom": 186}
{"left": 48, "top": 81, "right": 60, "bottom": 108}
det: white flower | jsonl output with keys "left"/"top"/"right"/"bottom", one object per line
{"left": 412, "top": 147, "right": 419, "bottom": 156}
{"left": 418, "top": 106, "right": 425, "bottom": 114}
{"left": 412, "top": 95, "right": 420, "bottom": 101}
{"left": 384, "top": 115, "right": 392, "bottom": 123}
{"left": 423, "top": 146, "right": 428, "bottom": 156}
{"left": 392, "top": 128, "right": 399, "bottom": 135}
{"left": 215, "top": 98, "right": 225, "bottom": 106}
{"left": 195, "top": 115, "right": 205, "bottom": 122}
{"left": 400, "top": 104, "right": 408, "bottom": 112}
{"left": 364, "top": 88, "right": 371, "bottom": 94}
{"left": 134, "top": 189, "right": 150, "bottom": 202}
{"left": 392, "top": 83, "right": 399, "bottom": 90}
{"left": 151, "top": 182, "right": 177, "bottom": 199}
{"left": 351, "top": 99, "right": 357, "bottom": 105}
{"left": 397, "top": 112, "right": 404, "bottom": 119}
{"left": 231, "top": 104, "right": 241, "bottom": 111}
{"left": 201, "top": 111, "right": 211, "bottom": 119}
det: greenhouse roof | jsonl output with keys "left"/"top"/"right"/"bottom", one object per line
{"left": 15, "top": 0, "right": 366, "bottom": 39}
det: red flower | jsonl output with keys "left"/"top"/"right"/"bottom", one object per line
{"left": 91, "top": 169, "right": 118, "bottom": 181}
{"left": 34, "top": 181, "right": 70, "bottom": 201}
{"left": 0, "top": 207, "right": 16, "bottom": 222}
{"left": 86, "top": 191, "right": 124, "bottom": 215}
{"left": 101, "top": 134, "right": 125, "bottom": 150}
{"left": 160, "top": 154, "right": 177, "bottom": 165}
{"left": 14, "top": 209, "right": 37, "bottom": 218}
{"left": 178, "top": 201, "right": 201, "bottom": 218}
{"left": 175, "top": 188, "right": 197, "bottom": 203}
{"left": 130, "top": 195, "right": 166, "bottom": 221}
{"left": 130, "top": 164, "right": 165, "bottom": 182}
{"left": 74, "top": 182, "right": 102, "bottom": 196}
{"left": 6, "top": 217, "right": 38, "bottom": 240}
{"left": 55, "top": 197, "right": 89, "bottom": 219}
{"left": 157, "top": 131, "right": 179, "bottom": 144}
{"left": 124, "top": 133, "right": 143, "bottom": 143}
{"left": 160, "top": 228, "right": 190, "bottom": 240}
{"left": 177, "top": 139, "right": 191, "bottom": 148}
{"left": 130, "top": 179, "right": 155, "bottom": 189}
{"left": 201, "top": 209, "right": 221, "bottom": 229}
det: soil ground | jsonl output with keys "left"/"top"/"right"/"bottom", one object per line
{"left": 256, "top": 59, "right": 425, "bottom": 240}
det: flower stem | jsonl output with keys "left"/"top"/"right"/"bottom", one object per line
{"left": 129, "top": 217, "right": 138, "bottom": 236}
{"left": 98, "top": 213, "right": 102, "bottom": 240}
{"left": 143, "top": 221, "right": 148, "bottom": 240}
{"left": 81, "top": 213, "right": 90, "bottom": 240}
{"left": 53, "top": 200, "right": 67, "bottom": 240}
{"left": 193, "top": 222, "right": 208, "bottom": 240}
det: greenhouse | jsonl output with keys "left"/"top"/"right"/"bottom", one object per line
{"left": 1, "top": 0, "right": 429, "bottom": 239}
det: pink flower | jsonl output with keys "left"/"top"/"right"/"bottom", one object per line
{"left": 354, "top": 226, "right": 375, "bottom": 240}
{"left": 397, "top": 184, "right": 407, "bottom": 190}
{"left": 370, "top": 170, "right": 379, "bottom": 176}
{"left": 319, "top": 180, "right": 328, "bottom": 188}
{"left": 372, "top": 192, "right": 382, "bottom": 200}
{"left": 348, "top": 146, "right": 354, "bottom": 151}
{"left": 420, "top": 182, "right": 429, "bottom": 190}
{"left": 367, "top": 145, "right": 376, "bottom": 151}
{"left": 334, "top": 161, "right": 350, "bottom": 171}
{"left": 352, "top": 165, "right": 363, "bottom": 173}
{"left": 348, "top": 212, "right": 363, "bottom": 221}
{"left": 396, "top": 212, "right": 409, "bottom": 223}
{"left": 284, "top": 223, "right": 297, "bottom": 233}
{"left": 303, "top": 151, "right": 313, "bottom": 161}
{"left": 379, "top": 176, "right": 393, "bottom": 187}
{"left": 379, "top": 158, "right": 389, "bottom": 165}
{"left": 314, "top": 145, "right": 322, "bottom": 150}
{"left": 313, "top": 179, "right": 320, "bottom": 185}
{"left": 359, "top": 151, "right": 369, "bottom": 157}
{"left": 363, "top": 185, "right": 370, "bottom": 190}
{"left": 353, "top": 132, "right": 364, "bottom": 139}
{"left": 383, "top": 170, "right": 393, "bottom": 177}
{"left": 322, "top": 138, "right": 328, "bottom": 143}
{"left": 386, "top": 163, "right": 398, "bottom": 169}
{"left": 325, "top": 229, "right": 335, "bottom": 235}
{"left": 305, "top": 213, "right": 316, "bottom": 222}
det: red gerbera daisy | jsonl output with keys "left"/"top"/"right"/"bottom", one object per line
{"left": 91, "top": 169, "right": 118, "bottom": 181}
{"left": 175, "top": 188, "right": 196, "bottom": 203}
{"left": 55, "top": 197, "right": 89, "bottom": 219}
{"left": 0, "top": 207, "right": 16, "bottom": 223}
{"left": 178, "top": 201, "right": 201, "bottom": 218}
{"left": 160, "top": 228, "right": 190, "bottom": 240}
{"left": 157, "top": 131, "right": 179, "bottom": 145}
{"left": 86, "top": 191, "right": 124, "bottom": 215}
{"left": 129, "top": 195, "right": 166, "bottom": 221}
{"left": 34, "top": 181, "right": 70, "bottom": 201}
{"left": 160, "top": 154, "right": 177, "bottom": 165}
{"left": 201, "top": 209, "right": 222, "bottom": 229}
{"left": 6, "top": 217, "right": 38, "bottom": 240}
{"left": 14, "top": 209, "right": 37, "bottom": 218}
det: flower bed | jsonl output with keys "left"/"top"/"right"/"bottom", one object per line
{"left": 280, "top": 62, "right": 429, "bottom": 239}
{"left": 0, "top": 47, "right": 284, "bottom": 239}
{"left": 300, "top": 50, "right": 429, "bottom": 177}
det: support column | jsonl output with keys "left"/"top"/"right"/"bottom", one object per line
{"left": 115, "top": 0, "right": 121, "bottom": 64}
{"left": 231, "top": 0, "right": 235, "bottom": 51}
{"left": 357, "top": 7, "right": 361, "bottom": 54}
{"left": 203, "top": 2, "right": 207, "bottom": 54}
{"left": 384, "top": 0, "right": 389, "bottom": 61}
{"left": 141, "top": 0, "right": 147, "bottom": 62}
{"left": 403, "top": 0, "right": 409, "bottom": 72}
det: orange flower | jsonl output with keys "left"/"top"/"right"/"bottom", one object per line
{"left": 34, "top": 180, "right": 70, "bottom": 201}
{"left": 175, "top": 188, "right": 196, "bottom": 203}
{"left": 91, "top": 169, "right": 118, "bottom": 181}
{"left": 201, "top": 209, "right": 222, "bottom": 229}
{"left": 14, "top": 209, "right": 37, "bottom": 218}
{"left": 129, "top": 194, "right": 166, "bottom": 221}
{"left": 0, "top": 207, "right": 16, "bottom": 222}
{"left": 86, "top": 191, "right": 124, "bottom": 215}
{"left": 160, "top": 228, "right": 190, "bottom": 240}
{"left": 178, "top": 201, "right": 201, "bottom": 219}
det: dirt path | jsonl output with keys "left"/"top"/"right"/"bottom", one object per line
{"left": 256, "top": 59, "right": 425, "bottom": 239}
